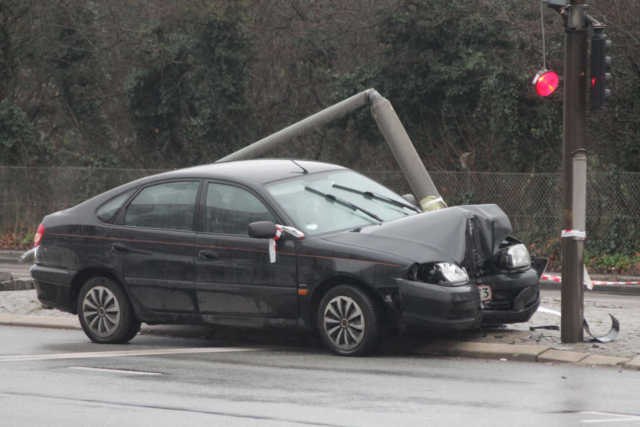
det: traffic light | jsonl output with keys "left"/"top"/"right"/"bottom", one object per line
{"left": 533, "top": 70, "right": 559, "bottom": 97}
{"left": 591, "top": 27, "right": 612, "bottom": 109}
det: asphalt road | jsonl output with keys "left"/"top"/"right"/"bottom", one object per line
{"left": 0, "top": 263, "right": 31, "bottom": 280}
{"left": 1, "top": 326, "right": 639, "bottom": 427}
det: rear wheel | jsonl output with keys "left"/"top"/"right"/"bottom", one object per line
{"left": 317, "top": 285, "right": 382, "bottom": 356}
{"left": 77, "top": 277, "right": 141, "bottom": 344}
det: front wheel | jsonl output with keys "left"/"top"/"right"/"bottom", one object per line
{"left": 77, "top": 277, "right": 141, "bottom": 344}
{"left": 317, "top": 285, "right": 382, "bottom": 356}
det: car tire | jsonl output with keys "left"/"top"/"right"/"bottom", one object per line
{"left": 77, "top": 277, "right": 141, "bottom": 344}
{"left": 317, "top": 285, "right": 382, "bottom": 357}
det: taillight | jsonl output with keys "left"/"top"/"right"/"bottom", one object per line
{"left": 34, "top": 224, "right": 45, "bottom": 247}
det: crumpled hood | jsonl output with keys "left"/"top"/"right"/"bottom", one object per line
{"left": 323, "top": 204, "right": 512, "bottom": 267}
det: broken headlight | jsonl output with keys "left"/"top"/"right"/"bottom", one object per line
{"left": 498, "top": 244, "right": 531, "bottom": 270}
{"left": 408, "top": 262, "right": 469, "bottom": 286}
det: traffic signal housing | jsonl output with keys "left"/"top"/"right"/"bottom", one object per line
{"left": 591, "top": 28, "right": 612, "bottom": 109}
{"left": 533, "top": 70, "right": 559, "bottom": 97}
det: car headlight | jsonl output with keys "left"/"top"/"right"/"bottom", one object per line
{"left": 407, "top": 262, "right": 469, "bottom": 286}
{"left": 502, "top": 244, "right": 531, "bottom": 270}
{"left": 436, "top": 262, "right": 469, "bottom": 285}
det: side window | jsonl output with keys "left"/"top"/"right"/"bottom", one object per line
{"left": 125, "top": 181, "right": 199, "bottom": 231}
{"left": 97, "top": 190, "right": 134, "bottom": 223}
{"left": 205, "top": 183, "right": 276, "bottom": 235}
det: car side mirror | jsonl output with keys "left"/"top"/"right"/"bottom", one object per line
{"left": 248, "top": 221, "right": 278, "bottom": 239}
{"left": 401, "top": 194, "right": 419, "bottom": 208}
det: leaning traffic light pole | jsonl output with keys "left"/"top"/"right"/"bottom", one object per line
{"left": 545, "top": 0, "right": 611, "bottom": 342}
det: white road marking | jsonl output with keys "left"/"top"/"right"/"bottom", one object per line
{"left": 69, "top": 367, "right": 162, "bottom": 376}
{"left": 581, "top": 412, "right": 640, "bottom": 423}
{"left": 585, "top": 299, "right": 640, "bottom": 304}
{"left": 0, "top": 347, "right": 264, "bottom": 362}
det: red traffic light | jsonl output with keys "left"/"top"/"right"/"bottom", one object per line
{"left": 533, "top": 70, "right": 559, "bottom": 97}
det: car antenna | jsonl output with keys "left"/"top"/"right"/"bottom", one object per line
{"left": 291, "top": 160, "right": 308, "bottom": 174}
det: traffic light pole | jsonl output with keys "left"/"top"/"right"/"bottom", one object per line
{"left": 561, "top": 0, "right": 588, "bottom": 343}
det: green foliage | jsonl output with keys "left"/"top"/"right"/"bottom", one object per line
{"left": 331, "top": 0, "right": 564, "bottom": 172}
{"left": 126, "top": 5, "right": 252, "bottom": 166}
{"left": 0, "top": 99, "right": 41, "bottom": 165}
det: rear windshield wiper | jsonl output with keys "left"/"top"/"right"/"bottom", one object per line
{"left": 332, "top": 183, "right": 422, "bottom": 213}
{"left": 304, "top": 186, "right": 383, "bottom": 222}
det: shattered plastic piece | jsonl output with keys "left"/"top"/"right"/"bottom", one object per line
{"left": 536, "top": 307, "right": 620, "bottom": 343}
{"left": 530, "top": 325, "right": 560, "bottom": 331}
{"left": 583, "top": 314, "right": 620, "bottom": 343}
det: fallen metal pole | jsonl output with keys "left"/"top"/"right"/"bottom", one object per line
{"left": 217, "top": 91, "right": 371, "bottom": 163}
{"left": 369, "top": 92, "right": 442, "bottom": 211}
{"left": 217, "top": 88, "right": 445, "bottom": 211}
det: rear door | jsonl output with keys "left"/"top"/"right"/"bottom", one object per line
{"left": 195, "top": 181, "right": 299, "bottom": 319}
{"left": 110, "top": 180, "right": 201, "bottom": 314}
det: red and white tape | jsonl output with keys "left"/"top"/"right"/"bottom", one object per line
{"left": 541, "top": 274, "right": 640, "bottom": 286}
{"left": 270, "top": 225, "right": 305, "bottom": 263}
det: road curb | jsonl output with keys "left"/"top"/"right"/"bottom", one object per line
{"left": 0, "top": 314, "right": 81, "bottom": 330}
{"left": 1, "top": 314, "right": 639, "bottom": 370}
{"left": 0, "top": 314, "right": 222, "bottom": 338}
{"left": 412, "top": 340, "right": 640, "bottom": 371}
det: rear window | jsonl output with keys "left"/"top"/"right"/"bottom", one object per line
{"left": 124, "top": 181, "right": 199, "bottom": 231}
{"left": 96, "top": 190, "right": 134, "bottom": 223}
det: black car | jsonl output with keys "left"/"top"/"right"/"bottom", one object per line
{"left": 31, "top": 160, "right": 546, "bottom": 356}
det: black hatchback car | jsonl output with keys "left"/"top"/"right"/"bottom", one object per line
{"left": 31, "top": 160, "right": 546, "bottom": 356}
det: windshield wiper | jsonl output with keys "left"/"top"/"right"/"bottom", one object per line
{"left": 304, "top": 186, "right": 383, "bottom": 222}
{"left": 332, "top": 183, "right": 422, "bottom": 213}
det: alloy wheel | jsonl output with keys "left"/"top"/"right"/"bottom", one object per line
{"left": 82, "top": 286, "right": 121, "bottom": 338}
{"left": 323, "top": 296, "right": 365, "bottom": 351}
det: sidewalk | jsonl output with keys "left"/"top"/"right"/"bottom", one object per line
{"left": 445, "top": 290, "right": 640, "bottom": 359}
{"left": 1, "top": 289, "right": 639, "bottom": 361}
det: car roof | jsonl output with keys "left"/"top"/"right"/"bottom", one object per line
{"left": 155, "top": 159, "right": 346, "bottom": 184}
{"left": 75, "top": 159, "right": 348, "bottom": 211}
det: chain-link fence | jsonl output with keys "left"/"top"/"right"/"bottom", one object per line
{"left": 2, "top": 167, "right": 640, "bottom": 255}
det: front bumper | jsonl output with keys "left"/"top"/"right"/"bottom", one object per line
{"left": 396, "top": 279, "right": 482, "bottom": 331}
{"left": 477, "top": 268, "right": 541, "bottom": 325}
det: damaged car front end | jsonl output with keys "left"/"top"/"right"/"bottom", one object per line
{"left": 329, "top": 203, "right": 548, "bottom": 331}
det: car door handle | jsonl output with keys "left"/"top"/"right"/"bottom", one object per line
{"left": 111, "top": 243, "right": 130, "bottom": 254}
{"left": 198, "top": 250, "right": 218, "bottom": 260}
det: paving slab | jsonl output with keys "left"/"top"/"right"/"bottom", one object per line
{"left": 448, "top": 342, "right": 549, "bottom": 362}
{"left": 538, "top": 349, "right": 589, "bottom": 363}
{"left": 579, "top": 355, "right": 630, "bottom": 366}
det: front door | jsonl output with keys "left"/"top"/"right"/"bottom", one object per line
{"left": 195, "top": 181, "right": 299, "bottom": 319}
{"left": 110, "top": 180, "right": 201, "bottom": 314}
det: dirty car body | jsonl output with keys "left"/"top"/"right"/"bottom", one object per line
{"left": 31, "top": 160, "right": 546, "bottom": 354}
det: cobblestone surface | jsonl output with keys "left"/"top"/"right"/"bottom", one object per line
{"left": 1, "top": 289, "right": 639, "bottom": 358}
{"left": 0, "top": 290, "right": 74, "bottom": 318}
{"left": 449, "top": 294, "right": 640, "bottom": 359}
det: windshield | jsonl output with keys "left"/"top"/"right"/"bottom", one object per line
{"left": 265, "top": 170, "right": 417, "bottom": 235}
